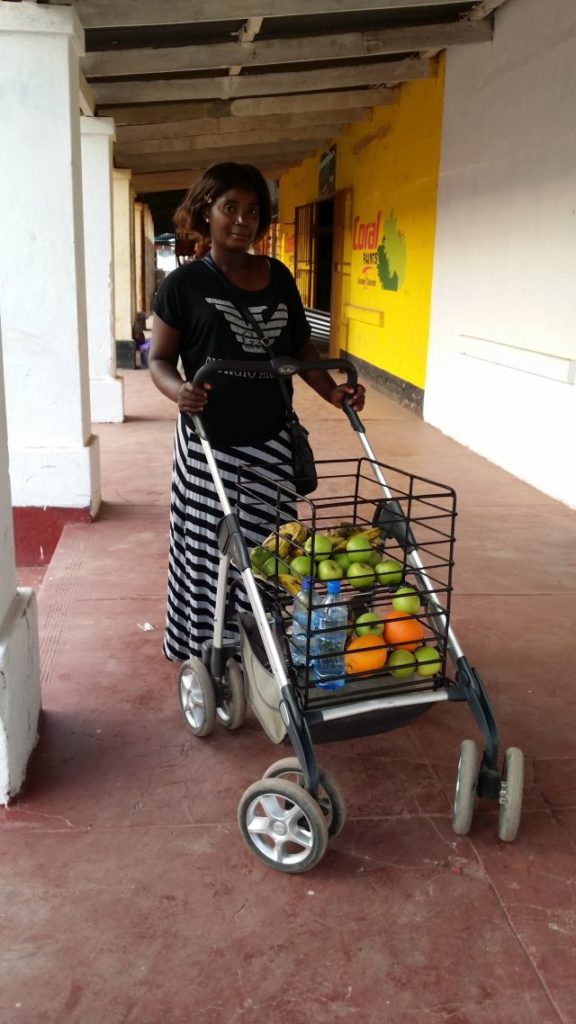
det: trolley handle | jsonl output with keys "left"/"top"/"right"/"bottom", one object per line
{"left": 191, "top": 355, "right": 357, "bottom": 390}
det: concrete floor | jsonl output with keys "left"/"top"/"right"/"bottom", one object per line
{"left": 4, "top": 369, "right": 576, "bottom": 1024}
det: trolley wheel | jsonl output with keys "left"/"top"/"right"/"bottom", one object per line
{"left": 178, "top": 657, "right": 216, "bottom": 737}
{"left": 216, "top": 659, "right": 246, "bottom": 731}
{"left": 262, "top": 757, "right": 347, "bottom": 839}
{"left": 498, "top": 747, "right": 524, "bottom": 843}
{"left": 238, "top": 778, "right": 329, "bottom": 874}
{"left": 452, "top": 739, "right": 480, "bottom": 836}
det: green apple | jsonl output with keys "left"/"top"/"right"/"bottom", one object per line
{"left": 304, "top": 533, "right": 333, "bottom": 561}
{"left": 317, "top": 558, "right": 343, "bottom": 582}
{"left": 262, "top": 555, "right": 290, "bottom": 577}
{"left": 346, "top": 534, "right": 374, "bottom": 562}
{"left": 289, "top": 554, "right": 315, "bottom": 579}
{"left": 334, "top": 552, "right": 352, "bottom": 572}
{"left": 391, "top": 586, "right": 421, "bottom": 615}
{"left": 346, "top": 562, "right": 376, "bottom": 588}
{"left": 374, "top": 558, "right": 403, "bottom": 586}
{"left": 414, "top": 646, "right": 441, "bottom": 677}
{"left": 249, "top": 545, "right": 269, "bottom": 571}
{"left": 364, "top": 548, "right": 381, "bottom": 567}
{"left": 354, "top": 611, "right": 384, "bottom": 637}
{"left": 387, "top": 649, "right": 416, "bottom": 679}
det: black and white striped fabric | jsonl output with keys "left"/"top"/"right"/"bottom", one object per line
{"left": 164, "top": 413, "right": 295, "bottom": 661}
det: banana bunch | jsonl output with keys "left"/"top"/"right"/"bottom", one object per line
{"left": 261, "top": 520, "right": 308, "bottom": 561}
{"left": 328, "top": 524, "right": 382, "bottom": 545}
{"left": 278, "top": 574, "right": 301, "bottom": 597}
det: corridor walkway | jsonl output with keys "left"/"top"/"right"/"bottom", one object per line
{"left": 3, "top": 369, "right": 576, "bottom": 1023}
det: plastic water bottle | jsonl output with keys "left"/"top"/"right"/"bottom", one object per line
{"left": 313, "top": 579, "right": 347, "bottom": 690}
{"left": 290, "top": 577, "right": 320, "bottom": 670}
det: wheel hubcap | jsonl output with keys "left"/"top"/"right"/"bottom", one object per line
{"left": 180, "top": 668, "right": 206, "bottom": 728}
{"left": 246, "top": 793, "right": 314, "bottom": 866}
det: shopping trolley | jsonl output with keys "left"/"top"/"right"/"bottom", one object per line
{"left": 177, "top": 356, "right": 524, "bottom": 873}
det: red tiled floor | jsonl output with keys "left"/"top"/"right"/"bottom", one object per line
{"left": 1, "top": 369, "right": 575, "bottom": 1023}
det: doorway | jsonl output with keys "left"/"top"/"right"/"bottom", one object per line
{"left": 294, "top": 190, "right": 350, "bottom": 356}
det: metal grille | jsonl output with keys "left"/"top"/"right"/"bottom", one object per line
{"left": 294, "top": 202, "right": 317, "bottom": 308}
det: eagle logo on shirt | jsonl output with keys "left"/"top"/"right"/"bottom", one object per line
{"left": 205, "top": 298, "right": 288, "bottom": 353}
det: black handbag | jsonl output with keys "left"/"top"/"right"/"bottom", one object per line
{"left": 201, "top": 256, "right": 318, "bottom": 496}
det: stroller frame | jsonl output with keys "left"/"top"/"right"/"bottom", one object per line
{"left": 177, "top": 356, "right": 523, "bottom": 873}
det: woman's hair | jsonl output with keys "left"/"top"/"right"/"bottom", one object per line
{"left": 173, "top": 162, "right": 272, "bottom": 244}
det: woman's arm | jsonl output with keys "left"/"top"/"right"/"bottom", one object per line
{"left": 149, "top": 313, "right": 210, "bottom": 415}
{"left": 295, "top": 338, "right": 366, "bottom": 412}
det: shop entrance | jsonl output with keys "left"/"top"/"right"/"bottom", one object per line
{"left": 294, "top": 190, "right": 351, "bottom": 357}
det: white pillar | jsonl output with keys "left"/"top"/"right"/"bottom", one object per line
{"left": 0, "top": 3, "right": 100, "bottom": 563}
{"left": 134, "top": 201, "right": 145, "bottom": 315}
{"left": 0, "top": 322, "right": 41, "bottom": 805}
{"left": 113, "top": 169, "right": 136, "bottom": 343}
{"left": 80, "top": 116, "right": 124, "bottom": 423}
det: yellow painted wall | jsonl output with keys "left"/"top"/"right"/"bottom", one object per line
{"left": 278, "top": 61, "right": 444, "bottom": 389}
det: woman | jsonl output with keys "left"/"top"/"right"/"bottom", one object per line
{"left": 150, "top": 162, "right": 365, "bottom": 662}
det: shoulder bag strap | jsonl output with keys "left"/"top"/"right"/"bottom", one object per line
{"left": 201, "top": 254, "right": 295, "bottom": 415}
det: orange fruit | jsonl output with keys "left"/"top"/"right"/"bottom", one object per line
{"left": 345, "top": 634, "right": 388, "bottom": 675}
{"left": 383, "top": 610, "right": 425, "bottom": 652}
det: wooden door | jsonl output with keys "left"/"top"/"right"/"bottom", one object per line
{"left": 294, "top": 202, "right": 317, "bottom": 308}
{"left": 329, "top": 188, "right": 352, "bottom": 358}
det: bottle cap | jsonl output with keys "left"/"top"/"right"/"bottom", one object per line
{"left": 326, "top": 579, "right": 341, "bottom": 594}
{"left": 301, "top": 576, "right": 312, "bottom": 588}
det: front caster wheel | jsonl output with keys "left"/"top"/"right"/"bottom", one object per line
{"left": 452, "top": 739, "right": 480, "bottom": 836}
{"left": 178, "top": 657, "right": 216, "bottom": 737}
{"left": 262, "top": 757, "right": 346, "bottom": 839}
{"left": 216, "top": 659, "right": 246, "bottom": 731}
{"left": 498, "top": 747, "right": 524, "bottom": 842}
{"left": 238, "top": 778, "right": 329, "bottom": 873}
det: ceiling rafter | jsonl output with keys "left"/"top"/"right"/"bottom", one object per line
{"left": 75, "top": 1, "right": 474, "bottom": 30}
{"left": 99, "top": 88, "right": 394, "bottom": 126}
{"left": 116, "top": 122, "right": 346, "bottom": 156}
{"left": 92, "top": 57, "right": 428, "bottom": 105}
{"left": 116, "top": 109, "right": 369, "bottom": 143}
{"left": 83, "top": 20, "right": 490, "bottom": 78}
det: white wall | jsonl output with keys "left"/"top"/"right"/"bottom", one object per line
{"left": 425, "top": 0, "right": 576, "bottom": 507}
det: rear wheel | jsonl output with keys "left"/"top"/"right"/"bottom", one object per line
{"left": 238, "top": 778, "right": 329, "bottom": 873}
{"left": 216, "top": 659, "right": 246, "bottom": 731}
{"left": 178, "top": 658, "right": 216, "bottom": 737}
{"left": 452, "top": 739, "right": 480, "bottom": 836}
{"left": 262, "top": 756, "right": 346, "bottom": 839}
{"left": 498, "top": 747, "right": 524, "bottom": 842}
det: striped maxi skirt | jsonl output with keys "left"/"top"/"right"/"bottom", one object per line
{"left": 163, "top": 413, "right": 295, "bottom": 661}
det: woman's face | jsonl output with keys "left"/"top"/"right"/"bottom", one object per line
{"left": 206, "top": 187, "right": 261, "bottom": 251}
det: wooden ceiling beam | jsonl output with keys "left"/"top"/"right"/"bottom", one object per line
{"left": 116, "top": 140, "right": 323, "bottom": 173}
{"left": 77, "top": 1, "right": 471, "bottom": 30}
{"left": 99, "top": 88, "right": 393, "bottom": 125}
{"left": 467, "top": 0, "right": 509, "bottom": 19}
{"left": 116, "top": 123, "right": 344, "bottom": 156}
{"left": 84, "top": 20, "right": 490, "bottom": 78}
{"left": 116, "top": 110, "right": 367, "bottom": 143}
{"left": 93, "top": 57, "right": 428, "bottom": 105}
{"left": 133, "top": 164, "right": 291, "bottom": 193}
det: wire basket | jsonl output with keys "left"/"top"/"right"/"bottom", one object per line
{"left": 237, "top": 457, "right": 457, "bottom": 711}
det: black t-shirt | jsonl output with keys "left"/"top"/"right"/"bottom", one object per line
{"left": 153, "top": 256, "right": 311, "bottom": 445}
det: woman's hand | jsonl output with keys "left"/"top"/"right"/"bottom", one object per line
{"left": 177, "top": 381, "right": 211, "bottom": 415}
{"left": 329, "top": 383, "right": 366, "bottom": 412}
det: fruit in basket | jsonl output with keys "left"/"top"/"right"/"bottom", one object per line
{"left": 304, "top": 533, "right": 333, "bottom": 560}
{"left": 346, "top": 562, "right": 376, "bottom": 588}
{"left": 387, "top": 649, "right": 416, "bottom": 679}
{"left": 345, "top": 634, "right": 388, "bottom": 675}
{"left": 249, "top": 545, "right": 269, "bottom": 571}
{"left": 346, "top": 534, "right": 375, "bottom": 562}
{"left": 414, "top": 646, "right": 442, "bottom": 677}
{"left": 391, "top": 586, "right": 421, "bottom": 615}
{"left": 278, "top": 574, "right": 301, "bottom": 597}
{"left": 261, "top": 521, "right": 308, "bottom": 559}
{"left": 383, "top": 610, "right": 425, "bottom": 651}
{"left": 334, "top": 552, "right": 352, "bottom": 571}
{"left": 354, "top": 611, "right": 384, "bottom": 637}
{"left": 374, "top": 558, "right": 403, "bottom": 586}
{"left": 289, "top": 554, "right": 315, "bottom": 579}
{"left": 317, "top": 558, "right": 344, "bottom": 582}
{"left": 262, "top": 555, "right": 291, "bottom": 578}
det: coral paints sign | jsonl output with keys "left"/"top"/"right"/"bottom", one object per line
{"left": 353, "top": 210, "right": 407, "bottom": 292}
